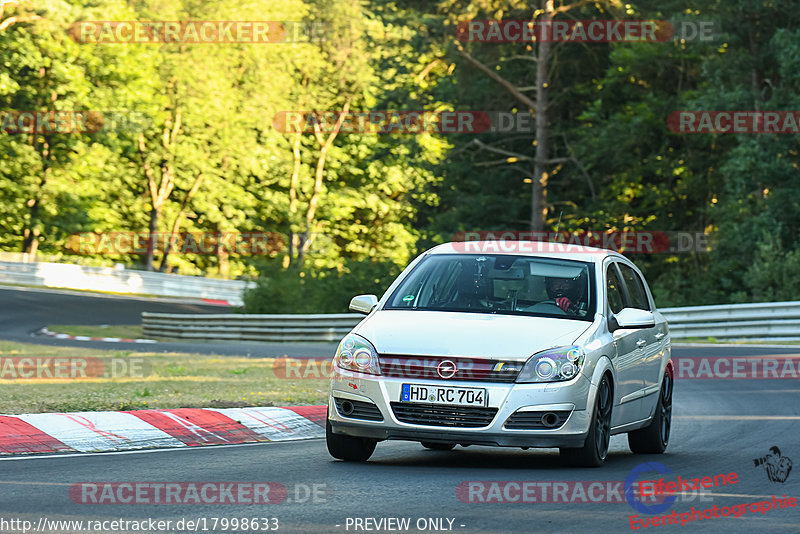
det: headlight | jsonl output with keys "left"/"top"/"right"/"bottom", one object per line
{"left": 334, "top": 334, "right": 381, "bottom": 376}
{"left": 516, "top": 346, "right": 585, "bottom": 383}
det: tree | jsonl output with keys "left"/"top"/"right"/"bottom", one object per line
{"left": 0, "top": 0, "right": 158, "bottom": 258}
{"left": 449, "top": 0, "right": 622, "bottom": 231}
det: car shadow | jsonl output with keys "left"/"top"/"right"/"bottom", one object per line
{"left": 360, "top": 444, "right": 639, "bottom": 471}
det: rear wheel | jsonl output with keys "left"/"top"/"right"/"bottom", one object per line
{"left": 560, "top": 374, "right": 613, "bottom": 467}
{"left": 628, "top": 370, "right": 672, "bottom": 454}
{"left": 421, "top": 442, "right": 456, "bottom": 451}
{"left": 326, "top": 418, "right": 377, "bottom": 461}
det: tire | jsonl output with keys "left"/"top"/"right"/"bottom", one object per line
{"left": 560, "top": 374, "right": 613, "bottom": 467}
{"left": 326, "top": 418, "right": 377, "bottom": 461}
{"left": 628, "top": 370, "right": 673, "bottom": 454}
{"left": 421, "top": 442, "right": 456, "bottom": 451}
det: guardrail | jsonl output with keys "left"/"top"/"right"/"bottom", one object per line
{"left": 142, "top": 312, "right": 362, "bottom": 342}
{"left": 0, "top": 260, "right": 250, "bottom": 306}
{"left": 660, "top": 301, "right": 800, "bottom": 341}
{"left": 141, "top": 301, "right": 800, "bottom": 343}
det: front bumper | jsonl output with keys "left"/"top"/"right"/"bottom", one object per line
{"left": 328, "top": 368, "right": 596, "bottom": 449}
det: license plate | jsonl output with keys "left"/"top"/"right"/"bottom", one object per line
{"left": 400, "top": 384, "right": 487, "bottom": 407}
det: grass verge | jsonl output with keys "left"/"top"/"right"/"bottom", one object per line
{"left": 0, "top": 340, "right": 328, "bottom": 414}
{"left": 48, "top": 324, "right": 146, "bottom": 340}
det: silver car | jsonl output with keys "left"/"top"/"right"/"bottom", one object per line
{"left": 326, "top": 242, "right": 673, "bottom": 466}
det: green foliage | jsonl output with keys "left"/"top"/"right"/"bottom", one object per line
{"left": 2, "top": 0, "right": 800, "bottom": 310}
{"left": 745, "top": 233, "right": 800, "bottom": 302}
{"left": 243, "top": 259, "right": 402, "bottom": 313}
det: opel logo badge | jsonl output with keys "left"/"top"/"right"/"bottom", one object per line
{"left": 436, "top": 360, "right": 458, "bottom": 379}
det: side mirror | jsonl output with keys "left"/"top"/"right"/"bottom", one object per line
{"left": 349, "top": 294, "right": 378, "bottom": 315}
{"left": 612, "top": 308, "right": 656, "bottom": 330}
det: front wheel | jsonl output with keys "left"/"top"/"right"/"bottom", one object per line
{"left": 326, "top": 418, "right": 377, "bottom": 461}
{"left": 560, "top": 374, "right": 613, "bottom": 467}
{"left": 628, "top": 370, "right": 673, "bottom": 454}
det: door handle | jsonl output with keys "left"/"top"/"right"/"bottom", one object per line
{"left": 636, "top": 339, "right": 647, "bottom": 348}
{"left": 655, "top": 333, "right": 666, "bottom": 340}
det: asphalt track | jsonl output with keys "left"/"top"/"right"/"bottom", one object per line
{"left": 1, "top": 373, "right": 799, "bottom": 533}
{"left": 1, "top": 286, "right": 799, "bottom": 533}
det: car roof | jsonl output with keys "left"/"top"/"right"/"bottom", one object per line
{"left": 426, "top": 241, "right": 627, "bottom": 264}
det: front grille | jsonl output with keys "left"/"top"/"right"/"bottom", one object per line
{"left": 504, "top": 410, "right": 572, "bottom": 430}
{"left": 334, "top": 398, "right": 384, "bottom": 421}
{"left": 379, "top": 355, "right": 521, "bottom": 382}
{"left": 390, "top": 402, "right": 498, "bottom": 428}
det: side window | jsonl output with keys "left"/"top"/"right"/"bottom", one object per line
{"left": 606, "top": 264, "right": 625, "bottom": 314}
{"left": 618, "top": 264, "right": 650, "bottom": 311}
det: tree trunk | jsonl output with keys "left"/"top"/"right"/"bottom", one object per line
{"left": 23, "top": 197, "right": 41, "bottom": 255}
{"left": 23, "top": 136, "right": 50, "bottom": 257}
{"left": 296, "top": 231, "right": 308, "bottom": 267}
{"left": 531, "top": 2, "right": 553, "bottom": 232}
{"left": 218, "top": 240, "right": 229, "bottom": 278}
{"left": 295, "top": 99, "right": 351, "bottom": 266}
{"left": 145, "top": 206, "right": 159, "bottom": 271}
{"left": 158, "top": 173, "right": 204, "bottom": 272}
{"left": 139, "top": 110, "right": 180, "bottom": 272}
{"left": 285, "top": 130, "right": 303, "bottom": 268}
{"left": 22, "top": 226, "right": 39, "bottom": 256}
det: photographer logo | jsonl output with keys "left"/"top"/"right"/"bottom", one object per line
{"left": 753, "top": 446, "right": 793, "bottom": 483}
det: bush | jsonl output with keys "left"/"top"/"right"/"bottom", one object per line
{"left": 243, "top": 260, "right": 403, "bottom": 314}
{"left": 744, "top": 234, "right": 800, "bottom": 302}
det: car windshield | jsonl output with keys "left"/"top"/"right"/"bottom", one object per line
{"left": 386, "top": 254, "right": 594, "bottom": 320}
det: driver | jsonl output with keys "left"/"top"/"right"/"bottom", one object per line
{"left": 545, "top": 275, "right": 582, "bottom": 313}
{"left": 452, "top": 263, "right": 492, "bottom": 309}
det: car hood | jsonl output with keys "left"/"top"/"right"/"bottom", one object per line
{"left": 354, "top": 310, "right": 592, "bottom": 362}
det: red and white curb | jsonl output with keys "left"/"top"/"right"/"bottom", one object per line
{"left": 0, "top": 405, "right": 326, "bottom": 455}
{"left": 35, "top": 327, "right": 157, "bottom": 344}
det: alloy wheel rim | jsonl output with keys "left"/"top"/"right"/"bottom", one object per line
{"left": 595, "top": 379, "right": 611, "bottom": 460}
{"left": 660, "top": 373, "right": 673, "bottom": 445}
